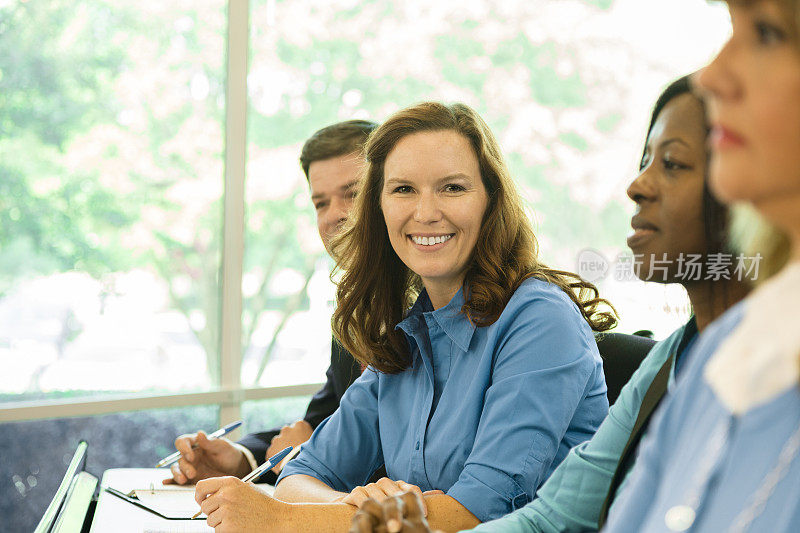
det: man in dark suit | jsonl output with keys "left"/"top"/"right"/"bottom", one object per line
{"left": 167, "top": 120, "right": 377, "bottom": 485}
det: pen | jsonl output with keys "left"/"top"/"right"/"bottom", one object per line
{"left": 155, "top": 420, "right": 243, "bottom": 468}
{"left": 192, "top": 445, "right": 294, "bottom": 519}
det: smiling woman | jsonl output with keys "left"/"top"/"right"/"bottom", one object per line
{"left": 241, "top": 102, "right": 620, "bottom": 532}
{"left": 380, "top": 129, "right": 489, "bottom": 310}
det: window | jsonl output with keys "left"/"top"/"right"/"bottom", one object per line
{"left": 0, "top": 1, "right": 226, "bottom": 400}
{"left": 1, "top": 0, "right": 730, "bottom": 529}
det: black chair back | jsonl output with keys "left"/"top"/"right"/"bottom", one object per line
{"left": 595, "top": 333, "right": 657, "bottom": 406}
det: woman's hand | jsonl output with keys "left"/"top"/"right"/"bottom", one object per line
{"left": 340, "top": 477, "right": 442, "bottom": 516}
{"left": 350, "top": 491, "right": 444, "bottom": 533}
{"left": 195, "top": 476, "right": 285, "bottom": 532}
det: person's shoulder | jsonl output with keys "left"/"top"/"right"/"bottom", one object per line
{"left": 491, "top": 277, "right": 595, "bottom": 351}
{"left": 636, "top": 320, "right": 692, "bottom": 367}
{"left": 510, "top": 275, "right": 575, "bottom": 302}
{"left": 609, "top": 328, "right": 684, "bottom": 414}
{"left": 503, "top": 276, "right": 584, "bottom": 321}
{"left": 490, "top": 277, "right": 599, "bottom": 370}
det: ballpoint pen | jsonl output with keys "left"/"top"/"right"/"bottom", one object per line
{"left": 192, "top": 445, "right": 294, "bottom": 519}
{"left": 155, "top": 420, "right": 243, "bottom": 468}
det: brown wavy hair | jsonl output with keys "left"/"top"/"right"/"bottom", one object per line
{"left": 331, "top": 102, "right": 617, "bottom": 374}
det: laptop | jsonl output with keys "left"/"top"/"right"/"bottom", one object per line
{"left": 34, "top": 440, "right": 98, "bottom": 533}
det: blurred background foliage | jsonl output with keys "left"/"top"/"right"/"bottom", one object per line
{"left": 0, "top": 0, "right": 726, "bottom": 394}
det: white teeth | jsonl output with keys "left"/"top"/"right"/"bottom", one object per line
{"left": 411, "top": 235, "right": 452, "bottom": 246}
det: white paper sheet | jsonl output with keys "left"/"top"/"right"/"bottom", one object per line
{"left": 133, "top": 488, "right": 204, "bottom": 519}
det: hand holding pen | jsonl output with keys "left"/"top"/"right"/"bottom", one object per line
{"left": 192, "top": 446, "right": 295, "bottom": 519}
{"left": 156, "top": 420, "right": 243, "bottom": 468}
{"left": 161, "top": 421, "right": 253, "bottom": 486}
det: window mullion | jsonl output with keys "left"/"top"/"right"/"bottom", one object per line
{"left": 219, "top": 0, "right": 249, "bottom": 426}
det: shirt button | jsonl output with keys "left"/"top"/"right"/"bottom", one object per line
{"left": 512, "top": 494, "right": 528, "bottom": 510}
{"left": 664, "top": 505, "right": 695, "bottom": 531}
{"left": 415, "top": 441, "right": 420, "bottom": 450}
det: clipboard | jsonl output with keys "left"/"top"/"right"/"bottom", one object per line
{"left": 104, "top": 486, "right": 206, "bottom": 521}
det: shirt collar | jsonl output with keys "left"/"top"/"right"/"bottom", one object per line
{"left": 672, "top": 315, "right": 698, "bottom": 377}
{"left": 704, "top": 261, "right": 800, "bottom": 414}
{"left": 675, "top": 315, "right": 698, "bottom": 357}
{"left": 396, "top": 286, "right": 477, "bottom": 353}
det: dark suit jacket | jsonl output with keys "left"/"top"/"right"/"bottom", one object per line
{"left": 237, "top": 338, "right": 363, "bottom": 484}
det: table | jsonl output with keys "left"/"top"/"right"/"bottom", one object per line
{"left": 89, "top": 469, "right": 274, "bottom": 533}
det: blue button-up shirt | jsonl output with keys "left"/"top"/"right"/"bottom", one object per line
{"left": 278, "top": 277, "right": 608, "bottom": 522}
{"left": 471, "top": 318, "right": 698, "bottom": 533}
{"left": 605, "top": 302, "right": 800, "bottom": 532}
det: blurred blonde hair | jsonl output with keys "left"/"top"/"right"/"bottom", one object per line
{"left": 729, "top": 204, "right": 791, "bottom": 284}
{"left": 722, "top": 0, "right": 796, "bottom": 283}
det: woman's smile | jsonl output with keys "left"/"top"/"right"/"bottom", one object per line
{"left": 408, "top": 233, "right": 455, "bottom": 250}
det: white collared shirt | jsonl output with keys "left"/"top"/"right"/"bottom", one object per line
{"left": 705, "top": 261, "right": 800, "bottom": 414}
